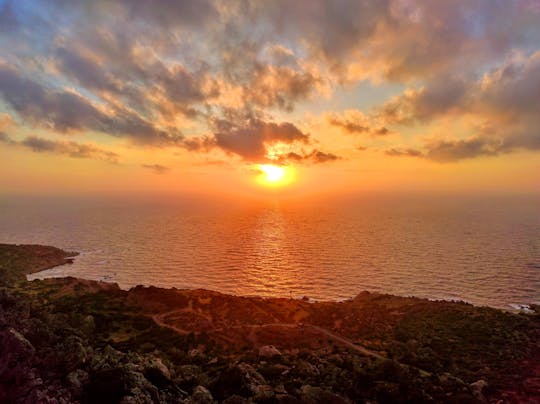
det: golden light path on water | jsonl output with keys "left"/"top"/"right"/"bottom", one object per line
{"left": 0, "top": 195, "right": 537, "bottom": 310}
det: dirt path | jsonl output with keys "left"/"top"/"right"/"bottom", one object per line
{"left": 307, "top": 324, "right": 385, "bottom": 360}
{"left": 151, "top": 312, "right": 189, "bottom": 335}
{"left": 150, "top": 311, "right": 384, "bottom": 359}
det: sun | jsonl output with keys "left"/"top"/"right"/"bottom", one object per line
{"left": 256, "top": 164, "right": 294, "bottom": 187}
{"left": 259, "top": 164, "right": 285, "bottom": 182}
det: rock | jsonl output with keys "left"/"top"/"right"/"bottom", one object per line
{"left": 91, "top": 345, "right": 124, "bottom": 371}
{"left": 300, "top": 385, "right": 348, "bottom": 403}
{"left": 5, "top": 327, "right": 35, "bottom": 354}
{"left": 295, "top": 359, "right": 320, "bottom": 377}
{"left": 470, "top": 379, "right": 488, "bottom": 401}
{"left": 0, "top": 327, "right": 39, "bottom": 401}
{"left": 66, "top": 369, "right": 89, "bottom": 391}
{"left": 189, "top": 348, "right": 205, "bottom": 360}
{"left": 86, "top": 367, "right": 159, "bottom": 403}
{"left": 62, "top": 335, "right": 88, "bottom": 371}
{"left": 213, "top": 362, "right": 267, "bottom": 399}
{"left": 118, "top": 370, "right": 160, "bottom": 403}
{"left": 259, "top": 345, "right": 282, "bottom": 359}
{"left": 222, "top": 395, "right": 249, "bottom": 404}
{"left": 86, "top": 368, "right": 129, "bottom": 403}
{"left": 143, "top": 357, "right": 171, "bottom": 387}
{"left": 177, "top": 364, "right": 203, "bottom": 388}
{"left": 192, "top": 385, "right": 214, "bottom": 403}
{"left": 439, "top": 372, "right": 467, "bottom": 390}
{"left": 81, "top": 315, "right": 96, "bottom": 335}
{"left": 253, "top": 384, "right": 275, "bottom": 400}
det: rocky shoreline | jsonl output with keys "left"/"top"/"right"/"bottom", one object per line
{"left": 0, "top": 243, "right": 538, "bottom": 403}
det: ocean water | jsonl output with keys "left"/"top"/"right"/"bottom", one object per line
{"left": 0, "top": 194, "right": 539, "bottom": 310}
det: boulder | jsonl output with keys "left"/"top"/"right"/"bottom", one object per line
{"left": 85, "top": 367, "right": 159, "bottom": 403}
{"left": 470, "top": 379, "right": 488, "bottom": 401}
{"left": 192, "top": 385, "right": 214, "bottom": 403}
{"left": 213, "top": 362, "right": 267, "bottom": 399}
{"left": 259, "top": 345, "right": 282, "bottom": 359}
{"left": 143, "top": 357, "right": 171, "bottom": 387}
{"left": 61, "top": 335, "right": 88, "bottom": 371}
{"left": 294, "top": 359, "right": 320, "bottom": 378}
{"left": 67, "top": 369, "right": 89, "bottom": 391}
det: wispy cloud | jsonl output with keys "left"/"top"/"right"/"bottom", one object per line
{"left": 0, "top": 133, "right": 119, "bottom": 163}
{"left": 142, "top": 164, "right": 170, "bottom": 174}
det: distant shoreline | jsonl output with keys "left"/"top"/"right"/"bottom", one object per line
{"left": 21, "top": 243, "right": 537, "bottom": 313}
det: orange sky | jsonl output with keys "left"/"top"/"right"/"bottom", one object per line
{"left": 0, "top": 1, "right": 539, "bottom": 198}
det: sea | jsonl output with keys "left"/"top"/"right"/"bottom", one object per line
{"left": 1, "top": 193, "right": 539, "bottom": 310}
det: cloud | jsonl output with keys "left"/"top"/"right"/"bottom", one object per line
{"left": 376, "top": 51, "right": 540, "bottom": 159}
{"left": 277, "top": 149, "right": 341, "bottom": 164}
{"left": 376, "top": 75, "right": 469, "bottom": 124}
{"left": 306, "top": 149, "right": 341, "bottom": 163}
{"left": 0, "top": 132, "right": 14, "bottom": 144}
{"left": 181, "top": 118, "right": 341, "bottom": 164}
{"left": 385, "top": 147, "right": 423, "bottom": 158}
{"left": 54, "top": 46, "right": 121, "bottom": 94}
{"left": 0, "top": 133, "right": 119, "bottom": 162}
{"left": 328, "top": 111, "right": 389, "bottom": 136}
{"left": 0, "top": 64, "right": 181, "bottom": 145}
{"left": 1, "top": 0, "right": 539, "bottom": 167}
{"left": 211, "top": 119, "right": 310, "bottom": 161}
{"left": 423, "top": 138, "right": 503, "bottom": 162}
{"left": 385, "top": 134, "right": 538, "bottom": 162}
{"left": 142, "top": 164, "right": 170, "bottom": 174}
{"left": 242, "top": 65, "right": 321, "bottom": 111}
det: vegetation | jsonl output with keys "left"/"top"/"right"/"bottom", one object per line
{"left": 0, "top": 244, "right": 538, "bottom": 403}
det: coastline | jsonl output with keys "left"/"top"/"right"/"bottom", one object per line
{"left": 1, "top": 243, "right": 539, "bottom": 402}
{"left": 24, "top": 246, "right": 536, "bottom": 314}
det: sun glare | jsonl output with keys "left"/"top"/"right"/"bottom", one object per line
{"left": 256, "top": 164, "right": 294, "bottom": 187}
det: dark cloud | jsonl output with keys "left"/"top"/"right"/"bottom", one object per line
{"left": 0, "top": 131, "right": 14, "bottom": 144}
{"left": 0, "top": 65, "right": 181, "bottom": 145}
{"left": 424, "top": 138, "right": 502, "bottom": 162}
{"left": 212, "top": 119, "right": 310, "bottom": 161}
{"left": 181, "top": 136, "right": 215, "bottom": 152}
{"left": 142, "top": 164, "right": 170, "bottom": 174}
{"left": 377, "top": 75, "right": 469, "bottom": 124}
{"left": 181, "top": 120, "right": 341, "bottom": 164}
{"left": 54, "top": 47, "right": 120, "bottom": 93}
{"left": 385, "top": 139, "right": 504, "bottom": 162}
{"left": 385, "top": 148, "right": 423, "bottom": 158}
{"left": 179, "top": 118, "right": 311, "bottom": 162}
{"left": 306, "top": 149, "right": 341, "bottom": 163}
{"left": 328, "top": 114, "right": 389, "bottom": 136}
{"left": 0, "top": 133, "right": 118, "bottom": 162}
{"left": 277, "top": 149, "right": 341, "bottom": 164}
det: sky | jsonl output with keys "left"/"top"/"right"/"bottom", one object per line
{"left": 0, "top": 0, "right": 539, "bottom": 198}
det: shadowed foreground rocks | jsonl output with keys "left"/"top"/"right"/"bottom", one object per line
{"left": 0, "top": 244, "right": 538, "bottom": 403}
